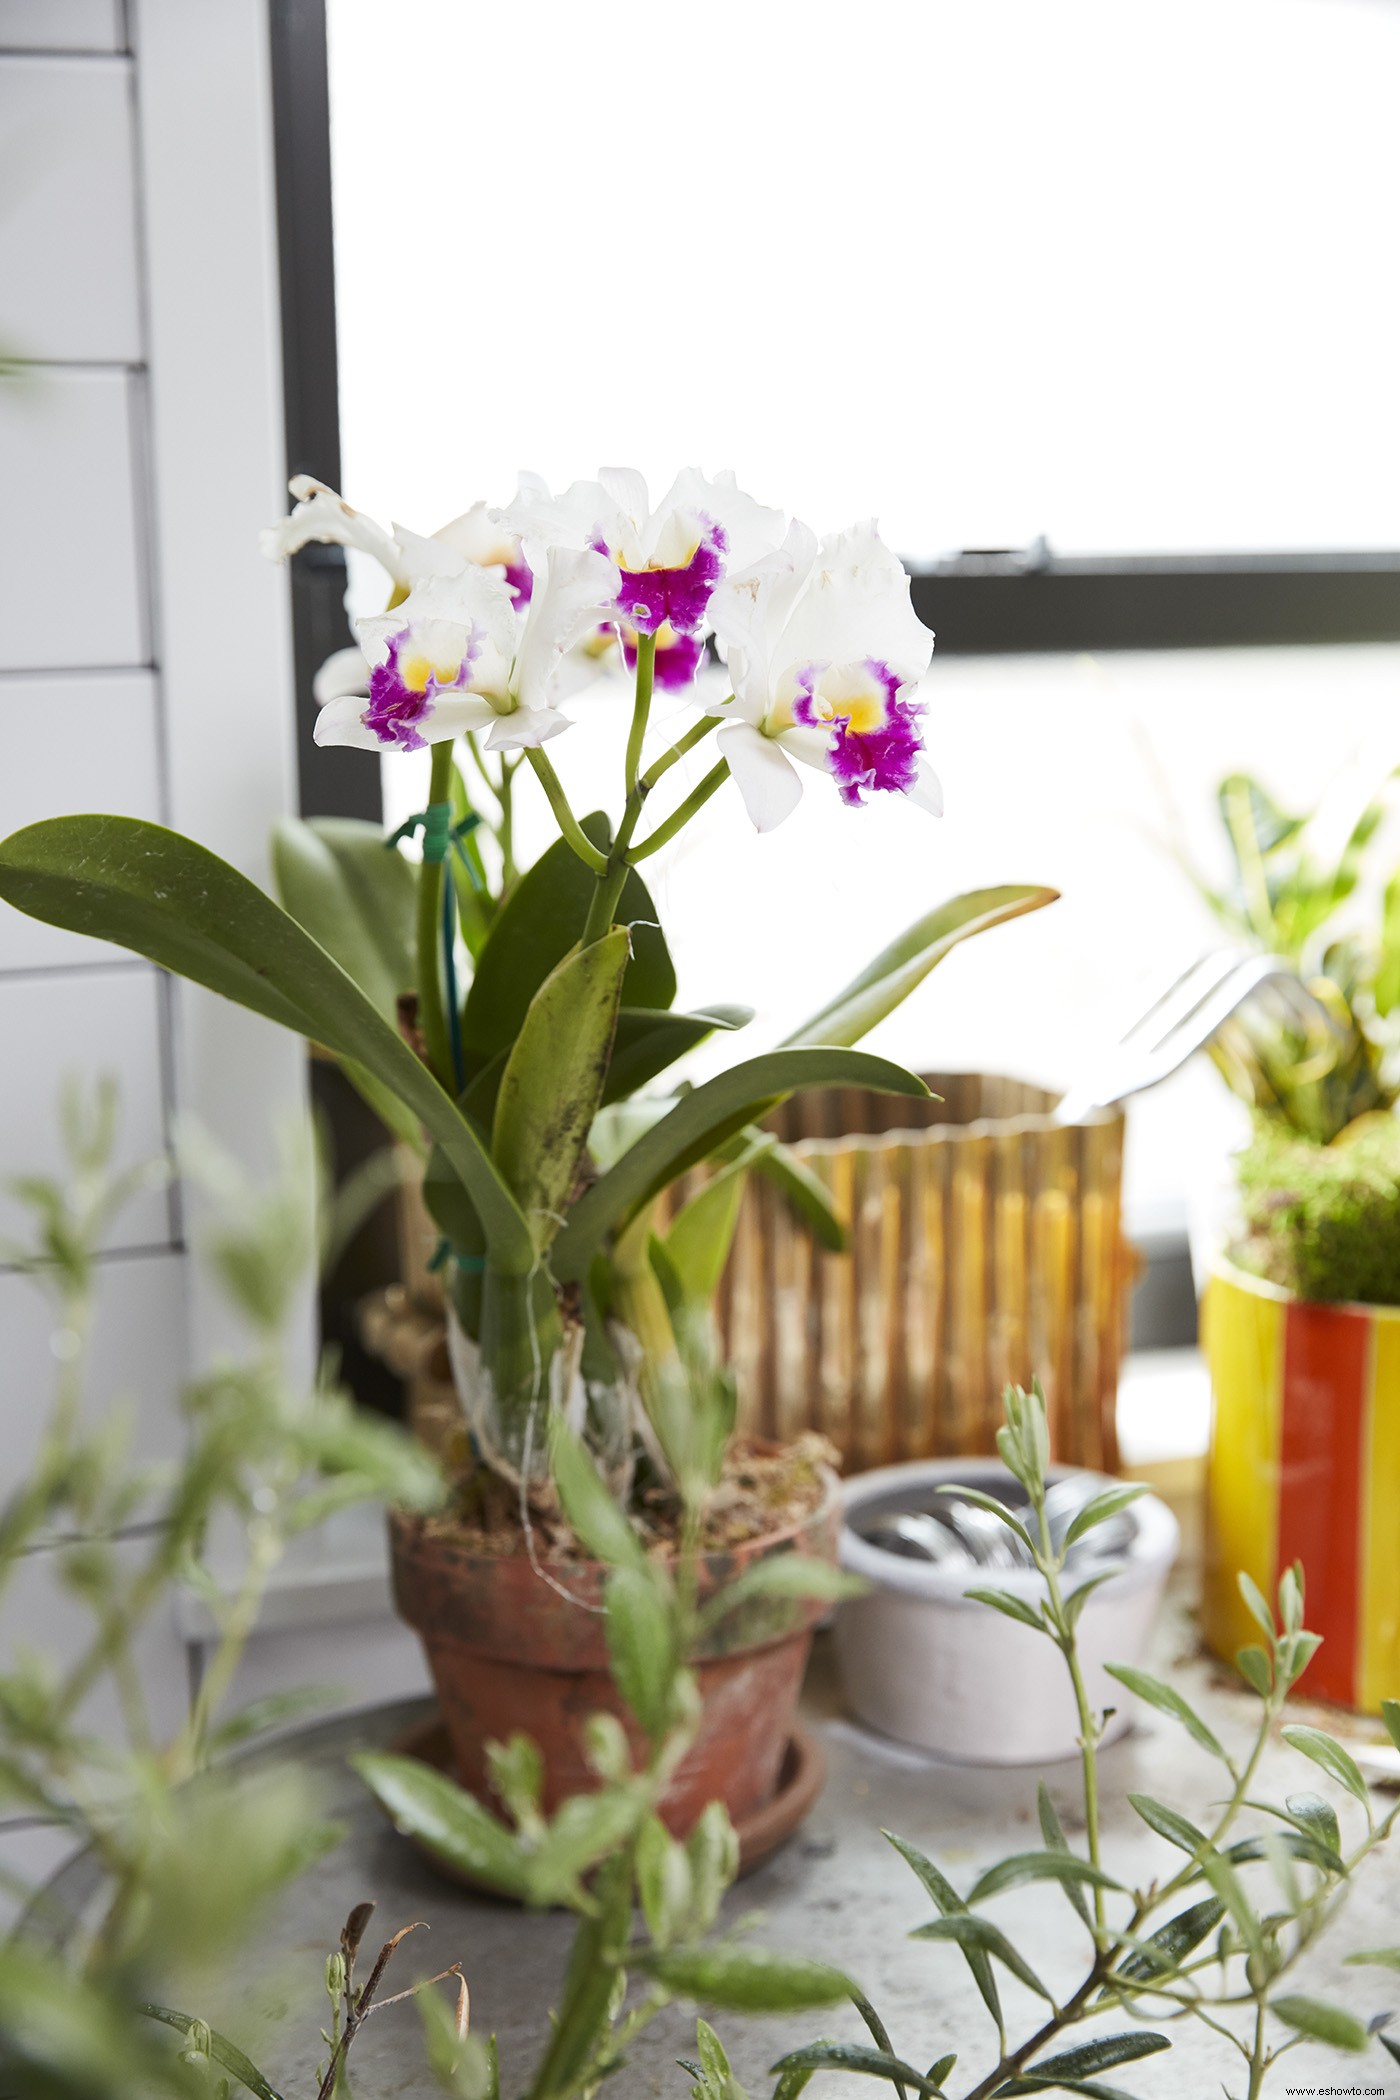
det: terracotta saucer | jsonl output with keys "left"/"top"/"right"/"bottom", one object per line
{"left": 380, "top": 1712, "right": 825, "bottom": 1894}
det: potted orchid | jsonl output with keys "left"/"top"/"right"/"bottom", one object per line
{"left": 0, "top": 465, "right": 1052, "bottom": 1837}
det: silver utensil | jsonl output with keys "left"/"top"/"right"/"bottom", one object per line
{"left": 1053, "top": 948, "right": 1340, "bottom": 1126}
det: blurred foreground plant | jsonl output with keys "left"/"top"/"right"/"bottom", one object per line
{"left": 0, "top": 1087, "right": 458, "bottom": 2098}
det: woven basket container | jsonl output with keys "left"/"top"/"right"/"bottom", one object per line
{"left": 676, "top": 1073, "right": 1129, "bottom": 1474}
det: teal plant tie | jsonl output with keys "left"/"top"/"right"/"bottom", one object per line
{"left": 386, "top": 799, "right": 454, "bottom": 863}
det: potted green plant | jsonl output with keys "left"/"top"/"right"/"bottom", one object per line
{"left": 1188, "top": 770, "right": 1400, "bottom": 1708}
{"left": 0, "top": 466, "right": 1054, "bottom": 1834}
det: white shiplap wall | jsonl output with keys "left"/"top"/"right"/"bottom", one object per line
{"left": 0, "top": 0, "right": 424, "bottom": 1909}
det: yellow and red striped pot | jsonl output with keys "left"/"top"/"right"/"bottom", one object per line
{"left": 1203, "top": 1257, "right": 1400, "bottom": 1711}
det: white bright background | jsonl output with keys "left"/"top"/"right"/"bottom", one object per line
{"left": 324, "top": 0, "right": 1400, "bottom": 1237}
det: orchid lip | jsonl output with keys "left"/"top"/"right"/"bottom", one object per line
{"left": 791, "top": 657, "right": 927, "bottom": 806}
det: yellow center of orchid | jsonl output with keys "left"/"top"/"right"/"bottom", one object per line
{"left": 399, "top": 652, "right": 464, "bottom": 693}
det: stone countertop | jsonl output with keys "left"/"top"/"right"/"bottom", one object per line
{"left": 43, "top": 1595, "right": 1400, "bottom": 2099}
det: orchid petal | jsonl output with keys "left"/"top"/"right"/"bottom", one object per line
{"left": 717, "top": 719, "right": 803, "bottom": 833}
{"left": 260, "top": 477, "right": 408, "bottom": 585}
{"left": 510, "top": 546, "right": 619, "bottom": 715}
{"left": 906, "top": 754, "right": 944, "bottom": 816}
{"left": 312, "top": 646, "right": 370, "bottom": 705}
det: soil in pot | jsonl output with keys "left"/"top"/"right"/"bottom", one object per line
{"left": 390, "top": 1434, "right": 840, "bottom": 1838}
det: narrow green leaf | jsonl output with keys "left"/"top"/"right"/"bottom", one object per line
{"left": 138, "top": 2006, "right": 287, "bottom": 2100}
{"left": 784, "top": 887, "right": 1059, "bottom": 1049}
{"left": 1281, "top": 1724, "right": 1372, "bottom": 1806}
{"left": 271, "top": 814, "right": 416, "bottom": 1022}
{"left": 1283, "top": 1791, "right": 1341, "bottom": 1860}
{"left": 604, "top": 1005, "right": 751, "bottom": 1105}
{"left": 1104, "top": 1664, "right": 1231, "bottom": 1765}
{"left": 662, "top": 1150, "right": 759, "bottom": 1307}
{"left": 910, "top": 1914, "right": 1053, "bottom": 2002}
{"left": 965, "top": 1587, "right": 1046, "bottom": 1633}
{"left": 937, "top": 1486, "right": 1038, "bottom": 1559}
{"left": 1114, "top": 1897, "right": 1225, "bottom": 1985}
{"left": 463, "top": 816, "right": 673, "bottom": 1059}
{"left": 883, "top": 1830, "right": 1001, "bottom": 2032}
{"left": 352, "top": 1751, "right": 528, "bottom": 1899}
{"left": 1201, "top": 1830, "right": 1346, "bottom": 1879}
{"left": 767, "top": 2045, "right": 944, "bottom": 2095}
{"left": 1063, "top": 1569, "right": 1118, "bottom": 1628}
{"left": 1013, "top": 2031, "right": 1170, "bottom": 2085}
{"left": 0, "top": 815, "right": 535, "bottom": 1270}
{"left": 749, "top": 1136, "right": 848, "bottom": 1252}
{"left": 1235, "top": 1645, "right": 1273, "bottom": 1698}
{"left": 850, "top": 1990, "right": 908, "bottom": 2100}
{"left": 1381, "top": 1698, "right": 1400, "bottom": 1753}
{"left": 965, "top": 1851, "right": 1122, "bottom": 1903}
{"left": 636, "top": 1814, "right": 692, "bottom": 1953}
{"left": 1128, "top": 1795, "right": 1208, "bottom": 1857}
{"left": 1237, "top": 1570, "right": 1276, "bottom": 1639}
{"left": 1343, "top": 1948, "right": 1400, "bottom": 1970}
{"left": 926, "top": 2058, "right": 956, "bottom": 2091}
{"left": 1196, "top": 1848, "right": 1262, "bottom": 1957}
{"left": 999, "top": 2078, "right": 1141, "bottom": 2099}
{"left": 1061, "top": 1483, "right": 1149, "bottom": 1550}
{"left": 604, "top": 1565, "right": 676, "bottom": 1738}
{"left": 551, "top": 1049, "right": 930, "bottom": 1280}
{"left": 549, "top": 1418, "right": 649, "bottom": 1573}
{"left": 1038, "top": 1782, "right": 1091, "bottom": 1930}
{"left": 1270, "top": 1995, "right": 1370, "bottom": 2051}
{"left": 702, "top": 1554, "right": 865, "bottom": 1629}
{"left": 526, "top": 1785, "right": 645, "bottom": 1906}
{"left": 634, "top": 1945, "right": 854, "bottom": 2011}
{"left": 492, "top": 930, "right": 628, "bottom": 1251}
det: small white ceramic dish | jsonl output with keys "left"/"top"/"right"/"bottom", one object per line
{"left": 836, "top": 1458, "right": 1179, "bottom": 1766}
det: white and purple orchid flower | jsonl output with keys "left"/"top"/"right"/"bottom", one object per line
{"left": 707, "top": 521, "right": 940, "bottom": 833}
{"left": 313, "top": 543, "right": 618, "bottom": 756}
{"left": 503, "top": 467, "right": 783, "bottom": 690}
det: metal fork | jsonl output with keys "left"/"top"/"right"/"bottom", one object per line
{"left": 1053, "top": 948, "right": 1340, "bottom": 1126}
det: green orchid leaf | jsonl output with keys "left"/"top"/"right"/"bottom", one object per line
{"left": 1281, "top": 1724, "right": 1372, "bottom": 1806}
{"left": 699, "top": 1554, "right": 865, "bottom": 1635}
{"left": 492, "top": 930, "right": 629, "bottom": 1251}
{"left": 1114, "top": 1896, "right": 1225, "bottom": 1986}
{"left": 1282, "top": 1791, "right": 1342, "bottom": 1860}
{"left": 0, "top": 815, "right": 534, "bottom": 1271}
{"left": 550, "top": 1048, "right": 929, "bottom": 1281}
{"left": 271, "top": 815, "right": 416, "bottom": 1021}
{"left": 1343, "top": 1947, "right": 1400, "bottom": 1970}
{"left": 849, "top": 1989, "right": 909, "bottom": 2100}
{"left": 633, "top": 1944, "right": 855, "bottom": 2011}
{"left": 1270, "top": 1995, "right": 1370, "bottom": 2052}
{"left": 1237, "top": 1569, "right": 1276, "bottom": 1638}
{"left": 964, "top": 1850, "right": 1122, "bottom": 1904}
{"left": 883, "top": 1830, "right": 1002, "bottom": 2032}
{"left": 660, "top": 1146, "right": 765, "bottom": 1307}
{"left": 1381, "top": 1697, "right": 1400, "bottom": 1752}
{"left": 351, "top": 1751, "right": 529, "bottom": 1899}
{"left": 783, "top": 886, "right": 1058, "bottom": 1048}
{"left": 938, "top": 1485, "right": 1038, "bottom": 1558}
{"left": 604, "top": 1004, "right": 751, "bottom": 1105}
{"left": 749, "top": 1136, "right": 848, "bottom": 1250}
{"left": 1235, "top": 1644, "right": 1274, "bottom": 1698}
{"left": 767, "top": 2044, "right": 946, "bottom": 2095}
{"left": 1104, "top": 1664, "right": 1231, "bottom": 1765}
{"left": 462, "top": 815, "right": 673, "bottom": 1058}
{"left": 910, "top": 1914, "right": 1053, "bottom": 2003}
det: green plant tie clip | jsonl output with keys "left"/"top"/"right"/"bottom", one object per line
{"left": 386, "top": 800, "right": 454, "bottom": 863}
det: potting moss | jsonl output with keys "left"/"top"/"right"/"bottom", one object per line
{"left": 1233, "top": 1114, "right": 1400, "bottom": 1305}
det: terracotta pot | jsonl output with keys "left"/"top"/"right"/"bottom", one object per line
{"left": 1203, "top": 1256, "right": 1400, "bottom": 1711}
{"left": 388, "top": 1470, "right": 840, "bottom": 1834}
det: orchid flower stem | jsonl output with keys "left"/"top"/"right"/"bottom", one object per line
{"left": 415, "top": 740, "right": 456, "bottom": 1089}
{"left": 624, "top": 631, "right": 656, "bottom": 797}
{"left": 525, "top": 747, "right": 608, "bottom": 873}
{"left": 628, "top": 759, "right": 729, "bottom": 863}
